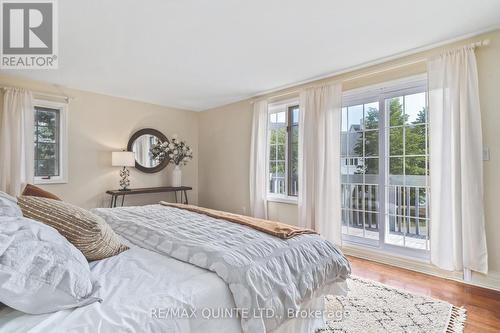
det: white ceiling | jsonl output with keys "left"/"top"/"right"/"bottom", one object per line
{"left": 4, "top": 0, "right": 500, "bottom": 111}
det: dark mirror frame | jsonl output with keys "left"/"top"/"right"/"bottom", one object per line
{"left": 127, "top": 128, "right": 169, "bottom": 173}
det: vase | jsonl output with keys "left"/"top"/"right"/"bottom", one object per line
{"left": 171, "top": 165, "right": 182, "bottom": 187}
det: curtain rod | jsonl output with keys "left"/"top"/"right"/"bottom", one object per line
{"left": 251, "top": 38, "right": 491, "bottom": 104}
{"left": 0, "top": 86, "right": 73, "bottom": 103}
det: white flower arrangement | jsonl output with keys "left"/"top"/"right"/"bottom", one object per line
{"left": 150, "top": 134, "right": 193, "bottom": 166}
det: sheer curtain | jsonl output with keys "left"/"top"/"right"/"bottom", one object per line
{"left": 0, "top": 88, "right": 34, "bottom": 196}
{"left": 298, "top": 83, "right": 342, "bottom": 245}
{"left": 249, "top": 100, "right": 268, "bottom": 219}
{"left": 428, "top": 46, "right": 488, "bottom": 274}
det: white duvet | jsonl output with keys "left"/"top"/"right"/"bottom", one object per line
{"left": 92, "top": 204, "right": 351, "bottom": 333}
{"left": 0, "top": 243, "right": 242, "bottom": 333}
{"left": 0, "top": 204, "right": 350, "bottom": 333}
{"left": 0, "top": 241, "right": 346, "bottom": 333}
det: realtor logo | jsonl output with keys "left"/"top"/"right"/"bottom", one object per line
{"left": 1, "top": 0, "right": 58, "bottom": 69}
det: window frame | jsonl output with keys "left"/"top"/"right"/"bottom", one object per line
{"left": 286, "top": 104, "right": 299, "bottom": 197}
{"left": 341, "top": 74, "right": 430, "bottom": 260}
{"left": 33, "top": 99, "right": 69, "bottom": 185}
{"left": 267, "top": 98, "right": 299, "bottom": 203}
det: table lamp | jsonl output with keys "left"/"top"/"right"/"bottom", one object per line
{"left": 112, "top": 151, "right": 135, "bottom": 191}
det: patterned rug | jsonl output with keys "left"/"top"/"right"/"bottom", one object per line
{"left": 320, "top": 277, "right": 466, "bottom": 333}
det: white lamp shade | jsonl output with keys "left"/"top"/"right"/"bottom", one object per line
{"left": 112, "top": 151, "right": 135, "bottom": 167}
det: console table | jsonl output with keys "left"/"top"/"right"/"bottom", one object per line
{"left": 106, "top": 186, "right": 192, "bottom": 208}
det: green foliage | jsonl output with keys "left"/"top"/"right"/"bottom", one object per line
{"left": 270, "top": 128, "right": 286, "bottom": 145}
{"left": 389, "top": 97, "right": 408, "bottom": 126}
{"left": 35, "top": 143, "right": 56, "bottom": 160}
{"left": 269, "top": 128, "right": 286, "bottom": 174}
{"left": 35, "top": 109, "right": 57, "bottom": 126}
{"left": 35, "top": 126, "right": 56, "bottom": 143}
{"left": 269, "top": 125, "right": 299, "bottom": 195}
{"left": 365, "top": 106, "right": 379, "bottom": 128}
{"left": 352, "top": 98, "right": 427, "bottom": 176}
{"left": 35, "top": 159, "right": 57, "bottom": 177}
{"left": 290, "top": 126, "right": 298, "bottom": 178}
{"left": 34, "top": 109, "right": 59, "bottom": 177}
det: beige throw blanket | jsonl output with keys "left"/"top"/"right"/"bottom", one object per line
{"left": 159, "top": 201, "right": 316, "bottom": 239}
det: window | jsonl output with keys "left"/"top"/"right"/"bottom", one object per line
{"left": 268, "top": 100, "right": 299, "bottom": 199}
{"left": 33, "top": 100, "right": 68, "bottom": 184}
{"left": 341, "top": 75, "right": 429, "bottom": 257}
{"left": 341, "top": 100, "right": 380, "bottom": 243}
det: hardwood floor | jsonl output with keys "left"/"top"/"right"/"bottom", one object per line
{"left": 348, "top": 256, "right": 500, "bottom": 332}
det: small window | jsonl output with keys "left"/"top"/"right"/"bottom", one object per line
{"left": 33, "top": 100, "right": 68, "bottom": 184}
{"left": 268, "top": 100, "right": 299, "bottom": 199}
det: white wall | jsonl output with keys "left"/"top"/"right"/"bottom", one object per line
{"left": 0, "top": 74, "right": 199, "bottom": 209}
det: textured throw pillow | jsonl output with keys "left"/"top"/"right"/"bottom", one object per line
{"left": 0, "top": 191, "right": 22, "bottom": 217}
{"left": 22, "top": 184, "right": 62, "bottom": 201}
{"left": 17, "top": 196, "right": 129, "bottom": 261}
{"left": 0, "top": 216, "right": 101, "bottom": 314}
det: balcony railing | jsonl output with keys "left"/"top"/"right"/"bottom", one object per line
{"left": 271, "top": 177, "right": 429, "bottom": 245}
{"left": 269, "top": 176, "right": 286, "bottom": 195}
{"left": 269, "top": 175, "right": 298, "bottom": 196}
{"left": 342, "top": 184, "right": 429, "bottom": 240}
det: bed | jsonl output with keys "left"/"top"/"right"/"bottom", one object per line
{"left": 0, "top": 203, "right": 350, "bottom": 333}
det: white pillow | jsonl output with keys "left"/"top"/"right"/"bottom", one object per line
{"left": 0, "top": 191, "right": 22, "bottom": 217}
{"left": 0, "top": 216, "right": 102, "bottom": 314}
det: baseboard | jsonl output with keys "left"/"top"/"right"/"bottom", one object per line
{"left": 468, "top": 272, "right": 500, "bottom": 292}
{"left": 341, "top": 243, "right": 500, "bottom": 292}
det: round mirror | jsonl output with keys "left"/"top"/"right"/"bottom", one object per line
{"left": 127, "top": 128, "right": 168, "bottom": 173}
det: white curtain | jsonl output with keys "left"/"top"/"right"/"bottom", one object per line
{"left": 249, "top": 100, "right": 268, "bottom": 219}
{"left": 298, "top": 83, "right": 342, "bottom": 244}
{"left": 428, "top": 47, "right": 488, "bottom": 274}
{"left": 0, "top": 88, "right": 34, "bottom": 197}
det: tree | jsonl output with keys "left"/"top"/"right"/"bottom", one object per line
{"left": 269, "top": 127, "right": 286, "bottom": 175}
{"left": 352, "top": 98, "right": 426, "bottom": 176}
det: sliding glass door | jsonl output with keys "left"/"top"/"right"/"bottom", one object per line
{"left": 385, "top": 90, "right": 429, "bottom": 252}
{"left": 341, "top": 100, "right": 380, "bottom": 246}
{"left": 341, "top": 76, "right": 429, "bottom": 258}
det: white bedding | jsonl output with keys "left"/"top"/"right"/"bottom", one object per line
{"left": 0, "top": 243, "right": 242, "bottom": 333}
{"left": 0, "top": 241, "right": 345, "bottom": 333}
{"left": 0, "top": 203, "right": 349, "bottom": 333}
{"left": 92, "top": 205, "right": 351, "bottom": 333}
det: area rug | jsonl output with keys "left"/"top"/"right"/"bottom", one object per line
{"left": 319, "top": 276, "right": 466, "bottom": 333}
